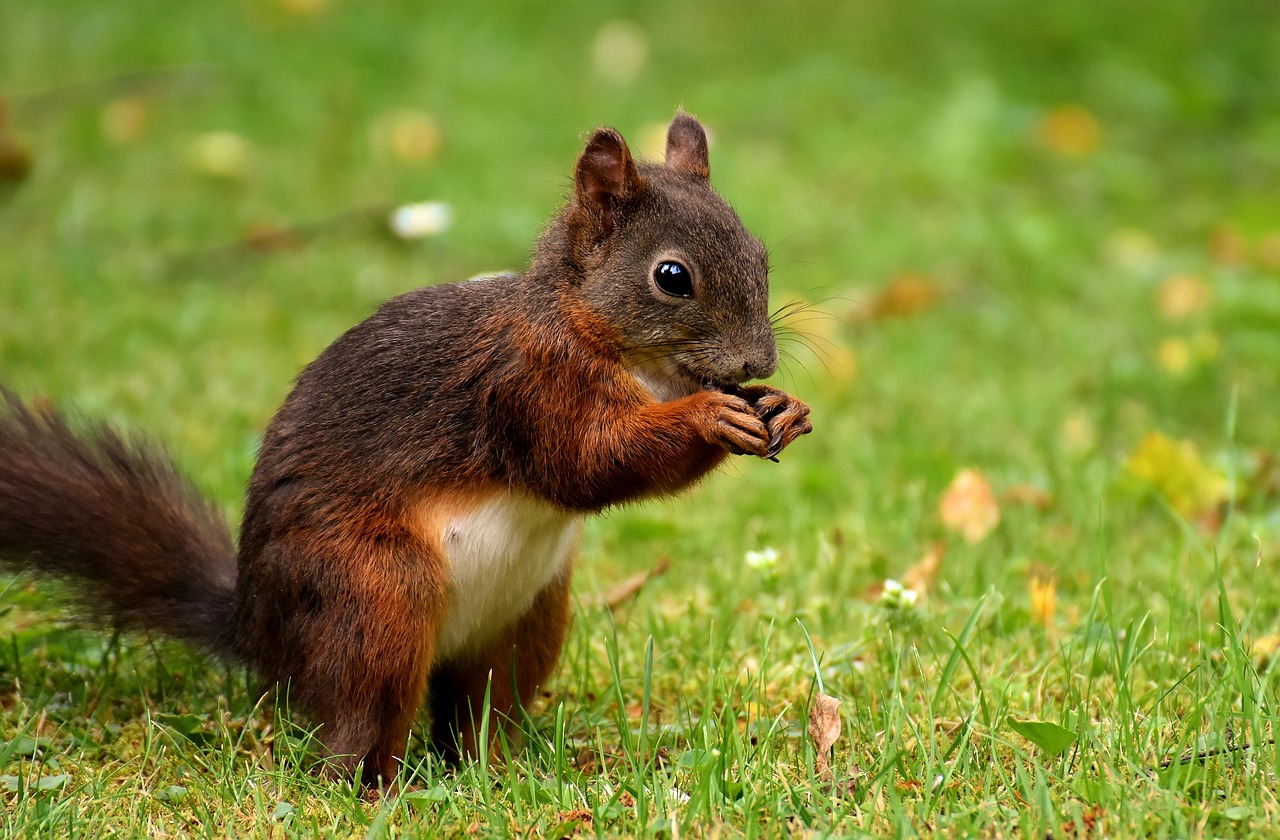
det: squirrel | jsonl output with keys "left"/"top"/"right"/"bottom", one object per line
{"left": 0, "top": 112, "right": 812, "bottom": 787}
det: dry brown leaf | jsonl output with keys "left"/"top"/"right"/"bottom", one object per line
{"left": 101, "top": 96, "right": 149, "bottom": 145}
{"left": 601, "top": 557, "right": 671, "bottom": 609}
{"left": 939, "top": 468, "right": 1000, "bottom": 544}
{"left": 1002, "top": 483, "right": 1054, "bottom": 511}
{"left": 1210, "top": 226, "right": 1248, "bottom": 265}
{"left": 902, "top": 541, "right": 946, "bottom": 596}
{"left": 849, "top": 273, "right": 941, "bottom": 323}
{"left": 809, "top": 692, "right": 843, "bottom": 781}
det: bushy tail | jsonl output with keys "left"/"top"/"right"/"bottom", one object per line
{"left": 0, "top": 391, "right": 239, "bottom": 658}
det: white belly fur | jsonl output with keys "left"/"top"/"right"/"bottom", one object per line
{"left": 436, "top": 492, "right": 582, "bottom": 660}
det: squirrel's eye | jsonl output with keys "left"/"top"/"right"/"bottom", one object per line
{"left": 653, "top": 261, "right": 693, "bottom": 298}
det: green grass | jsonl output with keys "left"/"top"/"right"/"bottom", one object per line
{"left": 4, "top": 0, "right": 1280, "bottom": 835}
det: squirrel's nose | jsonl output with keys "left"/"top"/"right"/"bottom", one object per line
{"left": 740, "top": 343, "right": 778, "bottom": 381}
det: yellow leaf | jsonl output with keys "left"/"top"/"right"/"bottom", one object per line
{"left": 1038, "top": 105, "right": 1101, "bottom": 157}
{"left": 1027, "top": 564, "right": 1057, "bottom": 629}
{"left": 1156, "top": 273, "right": 1212, "bottom": 321}
{"left": 939, "top": 468, "right": 1000, "bottom": 544}
{"left": 1124, "top": 431, "right": 1231, "bottom": 517}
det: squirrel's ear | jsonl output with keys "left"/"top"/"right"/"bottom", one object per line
{"left": 664, "top": 111, "right": 710, "bottom": 180}
{"left": 574, "top": 128, "right": 640, "bottom": 239}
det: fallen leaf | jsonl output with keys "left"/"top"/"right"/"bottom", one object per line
{"left": 1156, "top": 273, "right": 1212, "bottom": 320}
{"left": 902, "top": 541, "right": 946, "bottom": 595}
{"left": 241, "top": 222, "right": 304, "bottom": 253}
{"left": 1210, "top": 226, "right": 1248, "bottom": 266}
{"left": 101, "top": 96, "right": 149, "bottom": 145}
{"left": 1061, "top": 805, "right": 1106, "bottom": 836}
{"left": 1258, "top": 233, "right": 1280, "bottom": 269}
{"left": 371, "top": 109, "right": 442, "bottom": 165}
{"left": 601, "top": 557, "right": 671, "bottom": 609}
{"left": 939, "top": 468, "right": 1000, "bottom": 543}
{"left": 809, "top": 692, "right": 843, "bottom": 781}
{"left": 1125, "top": 431, "right": 1232, "bottom": 518}
{"left": 0, "top": 98, "right": 31, "bottom": 184}
{"left": 1038, "top": 105, "right": 1101, "bottom": 157}
{"left": 1002, "top": 484, "right": 1054, "bottom": 511}
{"left": 850, "top": 273, "right": 941, "bottom": 323}
{"left": 1027, "top": 563, "right": 1057, "bottom": 629}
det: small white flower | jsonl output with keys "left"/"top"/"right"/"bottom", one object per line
{"left": 389, "top": 201, "right": 452, "bottom": 239}
{"left": 879, "top": 578, "right": 919, "bottom": 610}
{"left": 744, "top": 547, "right": 779, "bottom": 570}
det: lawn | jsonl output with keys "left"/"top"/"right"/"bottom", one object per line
{"left": 3, "top": 0, "right": 1280, "bottom": 835}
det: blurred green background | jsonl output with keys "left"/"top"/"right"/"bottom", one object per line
{"left": 3, "top": 0, "right": 1280, "bottom": 831}
{"left": 4, "top": 0, "right": 1280, "bottom": 700}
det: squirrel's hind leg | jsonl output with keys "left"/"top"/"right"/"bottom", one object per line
{"left": 245, "top": 524, "right": 446, "bottom": 787}
{"left": 428, "top": 567, "right": 573, "bottom": 761}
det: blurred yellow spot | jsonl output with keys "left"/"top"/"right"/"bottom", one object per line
{"left": 102, "top": 97, "right": 149, "bottom": 145}
{"left": 1027, "top": 563, "right": 1057, "bottom": 629}
{"left": 188, "top": 131, "right": 252, "bottom": 179}
{"left": 1060, "top": 410, "right": 1096, "bottom": 455}
{"left": 1259, "top": 233, "right": 1280, "bottom": 270}
{"left": 939, "top": 468, "right": 1000, "bottom": 544}
{"left": 1103, "top": 228, "right": 1158, "bottom": 271}
{"left": 1038, "top": 105, "right": 1101, "bottom": 157}
{"left": 1156, "top": 273, "right": 1211, "bottom": 320}
{"left": 1157, "top": 338, "right": 1191, "bottom": 375}
{"left": 371, "top": 109, "right": 442, "bottom": 165}
{"left": 278, "top": 0, "right": 328, "bottom": 14}
{"left": 1125, "top": 431, "right": 1231, "bottom": 517}
{"left": 591, "top": 20, "right": 649, "bottom": 85}
{"left": 1252, "top": 633, "right": 1280, "bottom": 670}
{"left": 1210, "top": 226, "right": 1248, "bottom": 266}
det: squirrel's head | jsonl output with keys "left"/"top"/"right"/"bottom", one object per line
{"left": 558, "top": 112, "right": 777, "bottom": 400}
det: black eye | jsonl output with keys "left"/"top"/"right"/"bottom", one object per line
{"left": 653, "top": 261, "right": 693, "bottom": 297}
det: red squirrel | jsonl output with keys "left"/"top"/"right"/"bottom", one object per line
{"left": 0, "top": 112, "right": 812, "bottom": 786}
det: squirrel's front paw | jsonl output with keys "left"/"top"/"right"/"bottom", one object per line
{"left": 736, "top": 385, "right": 813, "bottom": 459}
{"left": 695, "top": 392, "right": 770, "bottom": 457}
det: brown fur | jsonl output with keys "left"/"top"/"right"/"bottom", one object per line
{"left": 0, "top": 112, "right": 812, "bottom": 786}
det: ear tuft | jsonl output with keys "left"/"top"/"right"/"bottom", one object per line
{"left": 664, "top": 111, "right": 710, "bottom": 180}
{"left": 574, "top": 128, "right": 639, "bottom": 238}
